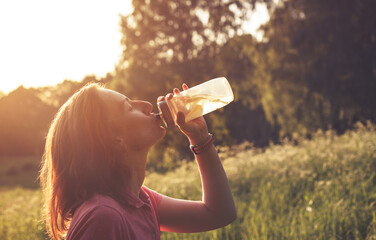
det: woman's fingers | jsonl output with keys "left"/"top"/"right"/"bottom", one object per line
{"left": 157, "top": 96, "right": 165, "bottom": 102}
{"left": 166, "top": 93, "right": 174, "bottom": 100}
{"left": 176, "top": 112, "right": 186, "bottom": 126}
{"left": 160, "top": 84, "right": 188, "bottom": 103}
{"left": 173, "top": 88, "right": 180, "bottom": 95}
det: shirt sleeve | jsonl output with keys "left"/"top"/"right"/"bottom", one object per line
{"left": 142, "top": 186, "right": 163, "bottom": 221}
{"left": 143, "top": 186, "right": 162, "bottom": 206}
{"left": 67, "top": 206, "right": 125, "bottom": 240}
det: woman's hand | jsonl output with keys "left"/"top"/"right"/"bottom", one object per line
{"left": 157, "top": 83, "right": 208, "bottom": 145}
{"left": 157, "top": 83, "right": 237, "bottom": 233}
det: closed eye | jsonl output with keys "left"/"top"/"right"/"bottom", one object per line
{"left": 124, "top": 97, "right": 133, "bottom": 111}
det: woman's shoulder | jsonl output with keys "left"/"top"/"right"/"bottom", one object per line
{"left": 74, "top": 194, "right": 125, "bottom": 220}
{"left": 142, "top": 186, "right": 161, "bottom": 199}
{"left": 67, "top": 195, "right": 126, "bottom": 240}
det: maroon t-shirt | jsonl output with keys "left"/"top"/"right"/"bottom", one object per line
{"left": 66, "top": 186, "right": 162, "bottom": 240}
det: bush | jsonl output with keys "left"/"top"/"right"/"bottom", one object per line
{"left": 21, "top": 162, "right": 35, "bottom": 172}
{"left": 5, "top": 167, "right": 19, "bottom": 176}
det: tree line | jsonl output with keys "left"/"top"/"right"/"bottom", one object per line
{"left": 0, "top": 0, "right": 375, "bottom": 171}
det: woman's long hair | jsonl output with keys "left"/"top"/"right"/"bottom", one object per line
{"left": 40, "top": 83, "right": 129, "bottom": 239}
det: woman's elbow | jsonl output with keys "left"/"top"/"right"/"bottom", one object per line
{"left": 225, "top": 208, "right": 238, "bottom": 226}
{"left": 204, "top": 201, "right": 237, "bottom": 229}
{"left": 216, "top": 207, "right": 237, "bottom": 228}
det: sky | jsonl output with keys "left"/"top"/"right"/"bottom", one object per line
{"left": 0, "top": 1, "right": 269, "bottom": 94}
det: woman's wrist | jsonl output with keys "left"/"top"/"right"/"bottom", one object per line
{"left": 190, "top": 133, "right": 215, "bottom": 155}
{"left": 188, "top": 131, "right": 210, "bottom": 145}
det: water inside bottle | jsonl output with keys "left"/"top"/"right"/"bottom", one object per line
{"left": 184, "top": 94, "right": 233, "bottom": 121}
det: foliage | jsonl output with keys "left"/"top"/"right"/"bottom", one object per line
{"left": 255, "top": 0, "right": 376, "bottom": 136}
{"left": 0, "top": 75, "right": 111, "bottom": 157}
{"left": 0, "top": 187, "right": 46, "bottom": 239}
{"left": 0, "top": 86, "right": 56, "bottom": 156}
{"left": 119, "top": 0, "right": 270, "bottom": 71}
{"left": 214, "top": 34, "right": 280, "bottom": 146}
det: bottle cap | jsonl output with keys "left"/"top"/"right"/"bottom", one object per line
{"left": 157, "top": 100, "right": 175, "bottom": 128}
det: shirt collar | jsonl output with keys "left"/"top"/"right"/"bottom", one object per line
{"left": 123, "top": 186, "right": 150, "bottom": 208}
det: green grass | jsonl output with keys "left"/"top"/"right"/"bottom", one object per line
{"left": 145, "top": 122, "right": 376, "bottom": 239}
{"left": 0, "top": 187, "right": 46, "bottom": 239}
{"left": 1, "top": 122, "right": 375, "bottom": 239}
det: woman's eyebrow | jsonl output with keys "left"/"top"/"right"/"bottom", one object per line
{"left": 123, "top": 97, "right": 132, "bottom": 108}
{"left": 125, "top": 97, "right": 131, "bottom": 104}
{"left": 118, "top": 97, "right": 129, "bottom": 112}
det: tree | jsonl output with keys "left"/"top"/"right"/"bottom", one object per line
{"left": 112, "top": 0, "right": 272, "bottom": 101}
{"left": 0, "top": 86, "right": 56, "bottom": 156}
{"left": 214, "top": 34, "right": 279, "bottom": 145}
{"left": 255, "top": 0, "right": 376, "bottom": 136}
{"left": 0, "top": 75, "right": 112, "bottom": 157}
{"left": 35, "top": 75, "right": 113, "bottom": 107}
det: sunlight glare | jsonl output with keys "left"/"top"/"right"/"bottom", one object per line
{"left": 0, "top": 0, "right": 133, "bottom": 93}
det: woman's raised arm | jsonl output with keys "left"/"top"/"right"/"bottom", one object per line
{"left": 157, "top": 84, "right": 237, "bottom": 233}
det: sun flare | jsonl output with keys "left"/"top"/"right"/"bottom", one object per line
{"left": 0, "top": 0, "right": 133, "bottom": 94}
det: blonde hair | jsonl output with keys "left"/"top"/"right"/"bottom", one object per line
{"left": 40, "top": 83, "right": 129, "bottom": 239}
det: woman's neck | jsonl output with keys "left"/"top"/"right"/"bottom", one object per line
{"left": 124, "top": 149, "right": 148, "bottom": 197}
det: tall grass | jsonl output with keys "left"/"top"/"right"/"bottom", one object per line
{"left": 145, "top": 122, "right": 376, "bottom": 239}
{"left": 1, "top": 122, "right": 375, "bottom": 239}
{"left": 0, "top": 187, "right": 46, "bottom": 239}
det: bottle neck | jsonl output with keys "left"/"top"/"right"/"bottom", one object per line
{"left": 157, "top": 100, "right": 175, "bottom": 128}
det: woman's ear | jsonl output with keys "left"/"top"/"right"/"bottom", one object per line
{"left": 115, "top": 137, "right": 126, "bottom": 153}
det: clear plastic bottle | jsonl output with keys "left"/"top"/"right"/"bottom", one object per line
{"left": 157, "top": 77, "right": 234, "bottom": 128}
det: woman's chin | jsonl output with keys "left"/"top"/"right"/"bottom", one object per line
{"left": 159, "top": 126, "right": 167, "bottom": 137}
{"left": 154, "top": 126, "right": 166, "bottom": 142}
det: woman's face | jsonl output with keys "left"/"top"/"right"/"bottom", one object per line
{"left": 99, "top": 88, "right": 166, "bottom": 151}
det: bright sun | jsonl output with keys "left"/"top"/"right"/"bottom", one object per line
{"left": 0, "top": 0, "right": 133, "bottom": 94}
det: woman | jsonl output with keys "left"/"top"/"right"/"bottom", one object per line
{"left": 40, "top": 83, "right": 237, "bottom": 240}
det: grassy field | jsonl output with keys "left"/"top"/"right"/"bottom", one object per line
{"left": 1, "top": 122, "right": 375, "bottom": 239}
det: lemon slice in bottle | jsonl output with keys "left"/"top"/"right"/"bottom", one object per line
{"left": 185, "top": 104, "right": 204, "bottom": 122}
